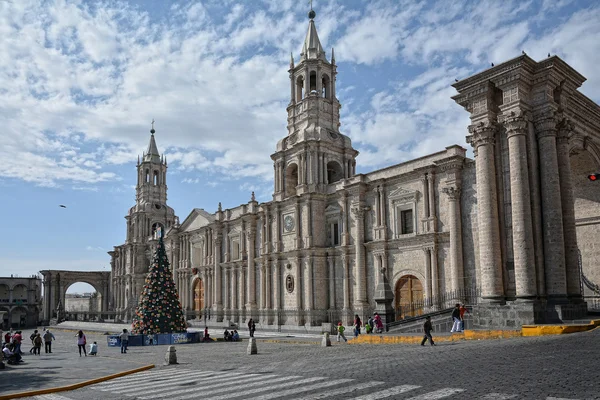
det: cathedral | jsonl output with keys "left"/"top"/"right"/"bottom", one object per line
{"left": 109, "top": 9, "right": 600, "bottom": 329}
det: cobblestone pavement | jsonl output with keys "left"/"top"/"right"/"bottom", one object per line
{"left": 4, "top": 326, "right": 600, "bottom": 400}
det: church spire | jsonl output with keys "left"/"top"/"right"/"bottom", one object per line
{"left": 144, "top": 119, "right": 161, "bottom": 163}
{"left": 300, "top": 7, "right": 327, "bottom": 62}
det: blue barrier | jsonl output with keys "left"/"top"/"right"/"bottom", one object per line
{"left": 107, "top": 335, "right": 120, "bottom": 347}
{"left": 107, "top": 332, "right": 197, "bottom": 346}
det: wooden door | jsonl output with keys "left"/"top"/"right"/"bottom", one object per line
{"left": 193, "top": 279, "right": 204, "bottom": 311}
{"left": 395, "top": 275, "right": 423, "bottom": 319}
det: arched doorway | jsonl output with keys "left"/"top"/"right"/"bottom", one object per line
{"left": 193, "top": 279, "right": 204, "bottom": 312}
{"left": 395, "top": 275, "right": 423, "bottom": 319}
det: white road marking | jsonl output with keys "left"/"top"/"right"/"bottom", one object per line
{"left": 480, "top": 394, "right": 518, "bottom": 399}
{"left": 250, "top": 378, "right": 353, "bottom": 400}
{"left": 91, "top": 368, "right": 183, "bottom": 387}
{"left": 96, "top": 370, "right": 220, "bottom": 391}
{"left": 177, "top": 376, "right": 326, "bottom": 400}
{"left": 33, "top": 395, "right": 74, "bottom": 400}
{"left": 150, "top": 374, "right": 303, "bottom": 400}
{"left": 405, "top": 388, "right": 465, "bottom": 399}
{"left": 345, "top": 385, "right": 421, "bottom": 400}
{"left": 110, "top": 371, "right": 228, "bottom": 394}
{"left": 289, "top": 381, "right": 385, "bottom": 400}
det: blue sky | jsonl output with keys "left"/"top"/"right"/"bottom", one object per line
{"left": 1, "top": 0, "right": 599, "bottom": 293}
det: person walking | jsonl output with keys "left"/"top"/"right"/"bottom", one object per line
{"left": 29, "top": 329, "right": 38, "bottom": 353}
{"left": 459, "top": 304, "right": 470, "bottom": 332}
{"left": 43, "top": 329, "right": 55, "bottom": 353}
{"left": 336, "top": 322, "right": 347, "bottom": 342}
{"left": 120, "top": 329, "right": 129, "bottom": 354}
{"left": 353, "top": 315, "right": 362, "bottom": 338}
{"left": 32, "top": 333, "right": 43, "bottom": 355}
{"left": 75, "top": 330, "right": 87, "bottom": 356}
{"left": 421, "top": 316, "right": 436, "bottom": 346}
{"left": 373, "top": 313, "right": 384, "bottom": 333}
{"left": 450, "top": 304, "right": 462, "bottom": 333}
{"left": 4, "top": 329, "right": 12, "bottom": 346}
{"left": 12, "top": 331, "right": 23, "bottom": 355}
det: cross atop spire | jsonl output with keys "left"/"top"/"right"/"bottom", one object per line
{"left": 300, "top": 7, "right": 326, "bottom": 62}
{"left": 144, "top": 120, "right": 161, "bottom": 163}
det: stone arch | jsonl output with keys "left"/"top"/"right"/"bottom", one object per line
{"left": 145, "top": 169, "right": 150, "bottom": 183}
{"left": 296, "top": 75, "right": 305, "bottom": 101}
{"left": 39, "top": 270, "right": 111, "bottom": 323}
{"left": 570, "top": 146, "right": 600, "bottom": 294}
{"left": 285, "top": 162, "right": 299, "bottom": 197}
{"left": 393, "top": 274, "right": 424, "bottom": 319}
{"left": 153, "top": 170, "right": 159, "bottom": 185}
{"left": 0, "top": 306, "right": 8, "bottom": 329}
{"left": 11, "top": 284, "right": 27, "bottom": 300}
{"left": 10, "top": 306, "right": 28, "bottom": 327}
{"left": 309, "top": 70, "right": 317, "bottom": 93}
{"left": 321, "top": 73, "right": 331, "bottom": 99}
{"left": 326, "top": 160, "right": 343, "bottom": 184}
{"left": 0, "top": 283, "right": 9, "bottom": 302}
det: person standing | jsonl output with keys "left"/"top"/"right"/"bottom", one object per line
{"left": 373, "top": 313, "right": 384, "bottom": 333}
{"left": 29, "top": 329, "right": 38, "bottom": 353}
{"left": 353, "top": 315, "right": 362, "bottom": 338}
{"left": 32, "top": 333, "right": 43, "bottom": 355}
{"left": 12, "top": 331, "right": 23, "bottom": 355}
{"left": 43, "top": 329, "right": 55, "bottom": 353}
{"left": 459, "top": 304, "right": 470, "bottom": 332}
{"left": 450, "top": 304, "right": 462, "bottom": 333}
{"left": 336, "top": 322, "right": 347, "bottom": 342}
{"left": 421, "top": 316, "right": 436, "bottom": 346}
{"left": 75, "top": 330, "right": 87, "bottom": 356}
{"left": 248, "top": 318, "right": 256, "bottom": 338}
{"left": 4, "top": 329, "right": 12, "bottom": 346}
{"left": 120, "top": 329, "right": 129, "bottom": 354}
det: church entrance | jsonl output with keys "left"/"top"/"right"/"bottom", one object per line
{"left": 394, "top": 275, "right": 423, "bottom": 320}
{"left": 193, "top": 279, "right": 204, "bottom": 311}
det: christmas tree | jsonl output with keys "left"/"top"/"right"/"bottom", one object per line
{"left": 131, "top": 228, "right": 187, "bottom": 334}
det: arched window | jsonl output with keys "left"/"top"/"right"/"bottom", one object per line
{"left": 326, "top": 160, "right": 343, "bottom": 184}
{"left": 145, "top": 169, "right": 150, "bottom": 183}
{"left": 285, "top": 163, "right": 298, "bottom": 197}
{"left": 151, "top": 222, "right": 165, "bottom": 238}
{"left": 321, "top": 74, "right": 331, "bottom": 99}
{"left": 296, "top": 76, "right": 304, "bottom": 101}
{"left": 309, "top": 71, "right": 317, "bottom": 93}
{"left": 153, "top": 171, "right": 159, "bottom": 185}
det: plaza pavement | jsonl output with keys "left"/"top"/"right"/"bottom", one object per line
{"left": 1, "top": 324, "right": 599, "bottom": 400}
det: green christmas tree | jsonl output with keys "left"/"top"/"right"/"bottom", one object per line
{"left": 131, "top": 229, "right": 187, "bottom": 334}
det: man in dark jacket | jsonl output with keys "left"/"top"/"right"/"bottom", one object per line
{"left": 421, "top": 316, "right": 435, "bottom": 346}
{"left": 450, "top": 303, "right": 462, "bottom": 333}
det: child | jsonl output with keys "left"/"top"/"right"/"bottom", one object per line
{"left": 365, "top": 322, "right": 372, "bottom": 334}
{"left": 89, "top": 341, "right": 98, "bottom": 356}
{"left": 336, "top": 322, "right": 347, "bottom": 342}
{"left": 420, "top": 316, "right": 435, "bottom": 346}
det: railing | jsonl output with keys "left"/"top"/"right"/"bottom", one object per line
{"left": 394, "top": 287, "right": 481, "bottom": 320}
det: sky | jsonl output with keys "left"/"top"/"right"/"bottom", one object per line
{"left": 1, "top": 0, "right": 599, "bottom": 294}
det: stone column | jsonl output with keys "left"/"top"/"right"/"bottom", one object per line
{"left": 341, "top": 253, "right": 350, "bottom": 311}
{"left": 351, "top": 206, "right": 367, "bottom": 309}
{"left": 534, "top": 114, "right": 567, "bottom": 299}
{"left": 273, "top": 261, "right": 281, "bottom": 310}
{"left": 428, "top": 172, "right": 436, "bottom": 231}
{"left": 505, "top": 114, "right": 537, "bottom": 299}
{"left": 214, "top": 233, "right": 223, "bottom": 320}
{"left": 468, "top": 123, "right": 504, "bottom": 302}
{"left": 557, "top": 120, "right": 581, "bottom": 300}
{"left": 306, "top": 257, "right": 314, "bottom": 313}
{"left": 423, "top": 248, "right": 432, "bottom": 302}
{"left": 266, "top": 261, "right": 272, "bottom": 310}
{"left": 328, "top": 255, "right": 335, "bottom": 310}
{"left": 443, "top": 186, "right": 464, "bottom": 294}
{"left": 238, "top": 267, "right": 245, "bottom": 312}
{"left": 246, "top": 226, "right": 257, "bottom": 314}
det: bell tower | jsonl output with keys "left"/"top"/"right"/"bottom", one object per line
{"left": 126, "top": 121, "right": 177, "bottom": 244}
{"left": 272, "top": 7, "right": 358, "bottom": 201}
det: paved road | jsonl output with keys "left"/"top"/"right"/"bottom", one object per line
{"left": 4, "top": 327, "right": 600, "bottom": 400}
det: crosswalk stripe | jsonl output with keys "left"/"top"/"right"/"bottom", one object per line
{"left": 405, "top": 388, "right": 465, "bottom": 399}
{"left": 92, "top": 368, "right": 183, "bottom": 387}
{"left": 547, "top": 398, "right": 580, "bottom": 400}
{"left": 251, "top": 378, "right": 354, "bottom": 400}
{"left": 480, "top": 394, "right": 517, "bottom": 399}
{"left": 34, "top": 395, "right": 74, "bottom": 400}
{"left": 345, "top": 385, "right": 421, "bottom": 400}
{"left": 109, "top": 371, "right": 226, "bottom": 394}
{"left": 289, "top": 381, "right": 385, "bottom": 400}
{"left": 150, "top": 374, "right": 303, "bottom": 400}
{"left": 179, "top": 376, "right": 326, "bottom": 400}
{"left": 95, "top": 370, "right": 219, "bottom": 391}
{"left": 140, "top": 374, "right": 281, "bottom": 400}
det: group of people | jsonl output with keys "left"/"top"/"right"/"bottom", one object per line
{"left": 421, "top": 303, "right": 471, "bottom": 346}
{"left": 1, "top": 328, "right": 56, "bottom": 367}
{"left": 335, "top": 312, "right": 384, "bottom": 342}
{"left": 223, "top": 329, "right": 240, "bottom": 341}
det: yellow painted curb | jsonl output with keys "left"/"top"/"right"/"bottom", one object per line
{"left": 0, "top": 364, "right": 155, "bottom": 400}
{"left": 463, "top": 329, "right": 521, "bottom": 340}
{"left": 521, "top": 322, "right": 597, "bottom": 336}
{"left": 349, "top": 329, "right": 523, "bottom": 345}
{"left": 262, "top": 339, "right": 320, "bottom": 345}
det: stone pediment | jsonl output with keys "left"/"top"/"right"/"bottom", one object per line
{"left": 179, "top": 208, "right": 215, "bottom": 232}
{"left": 389, "top": 187, "right": 418, "bottom": 203}
{"left": 325, "top": 204, "right": 342, "bottom": 215}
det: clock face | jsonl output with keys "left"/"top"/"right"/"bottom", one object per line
{"left": 283, "top": 215, "right": 295, "bottom": 232}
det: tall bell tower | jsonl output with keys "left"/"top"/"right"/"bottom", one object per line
{"left": 272, "top": 7, "right": 358, "bottom": 201}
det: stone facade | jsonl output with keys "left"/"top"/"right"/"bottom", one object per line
{"left": 108, "top": 12, "right": 600, "bottom": 328}
{"left": 0, "top": 276, "right": 42, "bottom": 329}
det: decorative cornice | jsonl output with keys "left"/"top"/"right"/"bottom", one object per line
{"left": 503, "top": 110, "right": 528, "bottom": 138}
{"left": 467, "top": 121, "right": 498, "bottom": 148}
{"left": 442, "top": 186, "right": 461, "bottom": 200}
